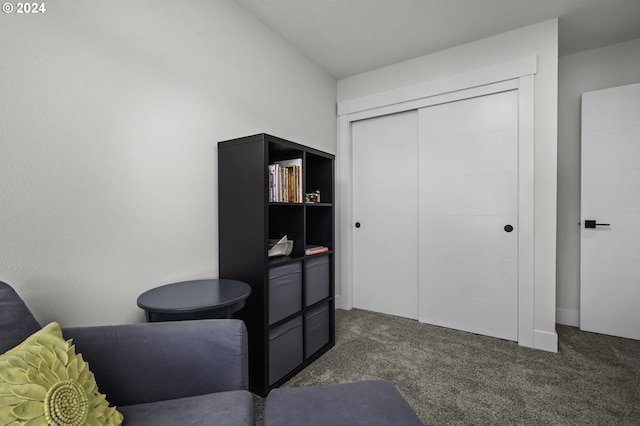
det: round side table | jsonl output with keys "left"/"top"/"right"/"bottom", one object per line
{"left": 137, "top": 279, "right": 251, "bottom": 322}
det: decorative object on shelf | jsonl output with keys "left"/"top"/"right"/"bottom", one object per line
{"left": 268, "top": 235, "right": 294, "bottom": 257}
{"left": 305, "top": 190, "right": 321, "bottom": 203}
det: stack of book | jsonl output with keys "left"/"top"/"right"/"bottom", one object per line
{"left": 305, "top": 245, "right": 329, "bottom": 256}
{"left": 269, "top": 158, "right": 302, "bottom": 203}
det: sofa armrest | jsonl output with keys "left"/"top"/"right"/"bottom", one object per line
{"left": 63, "top": 319, "right": 248, "bottom": 407}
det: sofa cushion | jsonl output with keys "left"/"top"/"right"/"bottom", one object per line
{"left": 64, "top": 319, "right": 249, "bottom": 407}
{"left": 264, "top": 379, "right": 423, "bottom": 426}
{"left": 0, "top": 281, "right": 41, "bottom": 353}
{"left": 0, "top": 322, "right": 123, "bottom": 425}
{"left": 118, "top": 390, "right": 255, "bottom": 426}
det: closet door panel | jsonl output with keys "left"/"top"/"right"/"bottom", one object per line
{"left": 422, "top": 254, "right": 517, "bottom": 302}
{"left": 421, "top": 130, "right": 516, "bottom": 177}
{"left": 421, "top": 215, "right": 517, "bottom": 260}
{"left": 420, "top": 289, "right": 518, "bottom": 340}
{"left": 352, "top": 111, "right": 419, "bottom": 320}
{"left": 420, "top": 173, "right": 517, "bottom": 216}
{"left": 420, "top": 91, "right": 518, "bottom": 139}
{"left": 418, "top": 90, "right": 518, "bottom": 341}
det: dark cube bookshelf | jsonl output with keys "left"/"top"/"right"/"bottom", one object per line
{"left": 218, "top": 133, "right": 335, "bottom": 396}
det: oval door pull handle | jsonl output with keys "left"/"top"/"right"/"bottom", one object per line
{"left": 355, "top": 222, "right": 361, "bottom": 228}
{"left": 504, "top": 225, "right": 513, "bottom": 233}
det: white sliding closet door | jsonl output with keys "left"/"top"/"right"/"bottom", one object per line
{"left": 418, "top": 91, "right": 519, "bottom": 341}
{"left": 352, "top": 111, "right": 419, "bottom": 319}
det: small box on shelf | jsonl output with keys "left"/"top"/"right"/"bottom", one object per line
{"left": 269, "top": 262, "right": 302, "bottom": 324}
{"left": 304, "top": 254, "right": 330, "bottom": 306}
{"left": 269, "top": 315, "right": 303, "bottom": 385}
{"left": 305, "top": 302, "right": 330, "bottom": 357}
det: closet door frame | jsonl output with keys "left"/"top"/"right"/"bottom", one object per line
{"left": 337, "top": 56, "right": 536, "bottom": 349}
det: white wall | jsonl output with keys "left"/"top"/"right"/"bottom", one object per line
{"left": 337, "top": 20, "right": 559, "bottom": 342}
{"left": 556, "top": 38, "right": 640, "bottom": 326}
{"left": 0, "top": 0, "right": 336, "bottom": 326}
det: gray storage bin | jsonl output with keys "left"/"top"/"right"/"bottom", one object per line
{"left": 304, "top": 302, "right": 330, "bottom": 357}
{"left": 304, "top": 255, "right": 330, "bottom": 306}
{"left": 269, "top": 262, "right": 302, "bottom": 324}
{"left": 269, "top": 315, "right": 303, "bottom": 385}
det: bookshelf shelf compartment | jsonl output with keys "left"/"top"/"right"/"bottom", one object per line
{"left": 218, "top": 133, "right": 335, "bottom": 397}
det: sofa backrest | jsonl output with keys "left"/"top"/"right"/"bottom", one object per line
{"left": 0, "top": 281, "right": 42, "bottom": 353}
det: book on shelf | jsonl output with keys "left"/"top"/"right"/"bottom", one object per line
{"left": 268, "top": 158, "right": 302, "bottom": 203}
{"left": 305, "top": 245, "right": 329, "bottom": 256}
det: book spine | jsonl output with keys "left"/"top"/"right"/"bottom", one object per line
{"left": 269, "top": 158, "right": 303, "bottom": 203}
{"left": 305, "top": 247, "right": 329, "bottom": 255}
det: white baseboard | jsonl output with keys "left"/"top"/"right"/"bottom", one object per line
{"left": 556, "top": 308, "right": 580, "bottom": 327}
{"left": 534, "top": 329, "right": 558, "bottom": 353}
{"left": 335, "top": 295, "right": 562, "bottom": 353}
{"left": 334, "top": 294, "right": 343, "bottom": 310}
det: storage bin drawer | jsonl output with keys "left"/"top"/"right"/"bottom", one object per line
{"left": 304, "top": 255, "right": 330, "bottom": 306}
{"left": 305, "top": 302, "right": 330, "bottom": 358}
{"left": 269, "top": 262, "right": 302, "bottom": 324}
{"left": 269, "top": 315, "right": 303, "bottom": 385}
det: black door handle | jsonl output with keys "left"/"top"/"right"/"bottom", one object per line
{"left": 355, "top": 222, "right": 361, "bottom": 228}
{"left": 585, "top": 220, "right": 610, "bottom": 229}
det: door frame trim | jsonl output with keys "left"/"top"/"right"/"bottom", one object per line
{"left": 337, "top": 56, "right": 537, "bottom": 348}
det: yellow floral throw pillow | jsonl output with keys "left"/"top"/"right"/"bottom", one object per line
{"left": 0, "top": 322, "right": 123, "bottom": 426}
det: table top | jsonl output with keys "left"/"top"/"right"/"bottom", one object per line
{"left": 136, "top": 279, "right": 251, "bottom": 314}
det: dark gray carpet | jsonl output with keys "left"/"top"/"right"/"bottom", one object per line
{"left": 271, "top": 308, "right": 640, "bottom": 425}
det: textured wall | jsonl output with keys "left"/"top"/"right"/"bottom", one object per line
{"left": 0, "top": 0, "right": 336, "bottom": 326}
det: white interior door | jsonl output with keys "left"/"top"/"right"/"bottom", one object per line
{"left": 580, "top": 83, "right": 640, "bottom": 340}
{"left": 418, "top": 91, "right": 519, "bottom": 341}
{"left": 352, "top": 111, "right": 419, "bottom": 319}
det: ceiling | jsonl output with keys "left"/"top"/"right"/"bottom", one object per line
{"left": 233, "top": 0, "right": 640, "bottom": 79}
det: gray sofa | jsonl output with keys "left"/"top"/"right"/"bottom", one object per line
{"left": 1, "top": 281, "right": 423, "bottom": 425}
{"left": 0, "top": 281, "right": 254, "bottom": 426}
